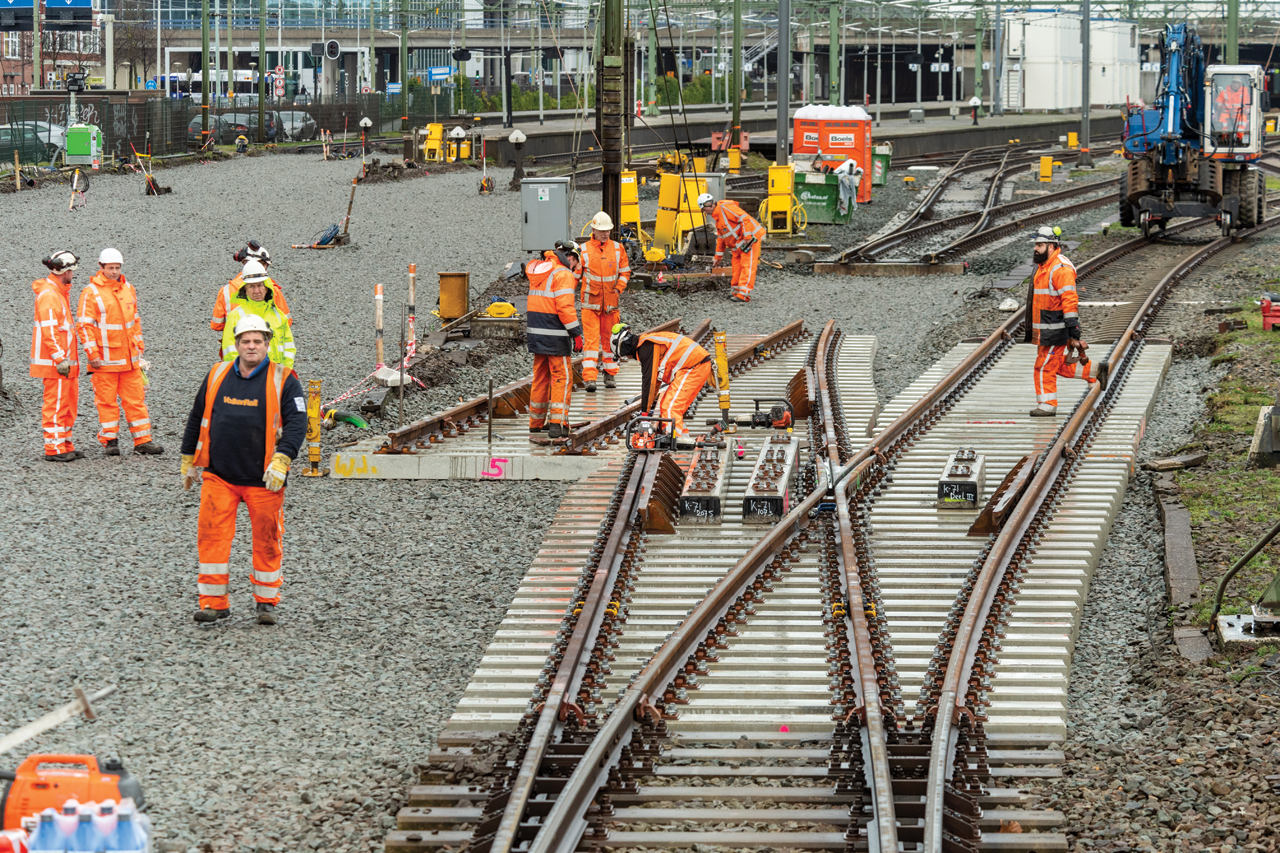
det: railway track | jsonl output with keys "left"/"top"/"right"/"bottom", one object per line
{"left": 384, "top": 212, "right": 1277, "bottom": 852}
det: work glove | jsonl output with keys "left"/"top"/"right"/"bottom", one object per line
{"left": 55, "top": 359, "right": 71, "bottom": 376}
{"left": 713, "top": 254, "right": 724, "bottom": 267}
{"left": 263, "top": 452, "right": 291, "bottom": 492}
{"left": 573, "top": 335, "right": 584, "bottom": 353}
{"left": 89, "top": 358, "right": 104, "bottom": 370}
{"left": 138, "top": 358, "right": 151, "bottom": 371}
{"left": 180, "top": 454, "right": 198, "bottom": 491}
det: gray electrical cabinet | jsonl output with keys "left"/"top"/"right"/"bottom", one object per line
{"left": 691, "top": 172, "right": 726, "bottom": 202}
{"left": 520, "top": 177, "right": 571, "bottom": 252}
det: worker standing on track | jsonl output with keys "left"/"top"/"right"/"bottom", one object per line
{"left": 77, "top": 248, "right": 164, "bottom": 456}
{"left": 1024, "top": 225, "right": 1107, "bottom": 418}
{"left": 699, "top": 192, "right": 765, "bottom": 303}
{"left": 30, "top": 251, "right": 83, "bottom": 462}
{"left": 181, "top": 315, "right": 306, "bottom": 626}
{"left": 212, "top": 241, "right": 290, "bottom": 358}
{"left": 611, "top": 323, "right": 711, "bottom": 448}
{"left": 221, "top": 260, "right": 296, "bottom": 370}
{"left": 577, "top": 211, "right": 631, "bottom": 392}
{"left": 527, "top": 241, "right": 584, "bottom": 439}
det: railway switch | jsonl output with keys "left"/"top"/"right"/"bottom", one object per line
{"left": 743, "top": 432, "right": 799, "bottom": 524}
{"left": 679, "top": 443, "right": 731, "bottom": 524}
{"left": 937, "top": 448, "right": 986, "bottom": 509}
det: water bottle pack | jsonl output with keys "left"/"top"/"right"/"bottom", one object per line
{"left": 20, "top": 798, "right": 150, "bottom": 853}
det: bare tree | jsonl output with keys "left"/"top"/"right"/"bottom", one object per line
{"left": 113, "top": 0, "right": 157, "bottom": 86}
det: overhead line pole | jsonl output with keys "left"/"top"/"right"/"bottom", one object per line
{"left": 730, "top": 0, "right": 741, "bottom": 146}
{"left": 1080, "top": 0, "right": 1092, "bottom": 166}
{"left": 777, "top": 0, "right": 789, "bottom": 163}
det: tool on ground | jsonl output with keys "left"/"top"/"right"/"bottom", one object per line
{"left": 322, "top": 409, "right": 369, "bottom": 430}
{"left": 0, "top": 687, "right": 115, "bottom": 759}
{"left": 290, "top": 178, "right": 355, "bottom": 249}
{"left": 301, "top": 379, "right": 325, "bottom": 477}
{"left": 67, "top": 170, "right": 86, "bottom": 211}
{"left": 2, "top": 755, "right": 146, "bottom": 832}
{"left": 1209, "top": 516, "right": 1280, "bottom": 634}
{"left": 130, "top": 144, "right": 171, "bottom": 196}
{"left": 712, "top": 332, "right": 733, "bottom": 429}
{"left": 626, "top": 415, "right": 677, "bottom": 452}
{"left": 739, "top": 399, "right": 793, "bottom": 430}
{"left": 479, "top": 137, "right": 494, "bottom": 194}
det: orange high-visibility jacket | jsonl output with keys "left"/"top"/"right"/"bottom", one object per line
{"left": 526, "top": 253, "right": 583, "bottom": 356}
{"left": 1216, "top": 87, "right": 1252, "bottom": 130}
{"left": 1023, "top": 247, "right": 1080, "bottom": 348}
{"left": 638, "top": 331, "right": 710, "bottom": 410}
{"left": 192, "top": 359, "right": 289, "bottom": 471}
{"left": 30, "top": 277, "right": 80, "bottom": 380}
{"left": 77, "top": 272, "right": 145, "bottom": 372}
{"left": 709, "top": 200, "right": 765, "bottom": 258}
{"left": 212, "top": 273, "right": 292, "bottom": 332}
{"left": 578, "top": 238, "right": 631, "bottom": 311}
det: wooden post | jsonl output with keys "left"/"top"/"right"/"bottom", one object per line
{"left": 374, "top": 282, "right": 385, "bottom": 367}
{"left": 340, "top": 177, "right": 356, "bottom": 243}
{"left": 13, "top": 151, "right": 20, "bottom": 192}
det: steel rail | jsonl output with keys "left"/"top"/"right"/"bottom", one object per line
{"left": 920, "top": 212, "right": 1280, "bottom": 849}
{"left": 382, "top": 318, "right": 682, "bottom": 451}
{"left": 944, "top": 148, "right": 1027, "bottom": 245}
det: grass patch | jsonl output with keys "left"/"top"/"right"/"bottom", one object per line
{"left": 1268, "top": 176, "right": 1280, "bottom": 192}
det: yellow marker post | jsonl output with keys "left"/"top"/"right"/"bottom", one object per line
{"left": 1067, "top": 131, "right": 1079, "bottom": 149}
{"left": 302, "top": 379, "right": 326, "bottom": 477}
{"left": 728, "top": 147, "right": 741, "bottom": 175}
{"left": 713, "top": 331, "right": 732, "bottom": 430}
{"left": 1039, "top": 155, "right": 1053, "bottom": 182}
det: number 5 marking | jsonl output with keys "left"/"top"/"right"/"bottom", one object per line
{"left": 481, "top": 457, "right": 509, "bottom": 478}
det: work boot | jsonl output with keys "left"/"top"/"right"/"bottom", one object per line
{"left": 104, "top": 439, "right": 120, "bottom": 456}
{"left": 529, "top": 423, "right": 546, "bottom": 433}
{"left": 729, "top": 295, "right": 748, "bottom": 304}
{"left": 584, "top": 381, "right": 597, "bottom": 393}
{"left": 548, "top": 423, "right": 568, "bottom": 439}
{"left": 134, "top": 440, "right": 165, "bottom": 455}
{"left": 1095, "top": 361, "right": 1110, "bottom": 391}
{"left": 43, "top": 451, "right": 77, "bottom": 462}
{"left": 603, "top": 374, "right": 617, "bottom": 389}
{"left": 256, "top": 602, "right": 277, "bottom": 625}
{"left": 193, "top": 607, "right": 230, "bottom": 623}
{"left": 1029, "top": 407, "right": 1057, "bottom": 418}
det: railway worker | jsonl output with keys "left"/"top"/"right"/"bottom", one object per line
{"left": 76, "top": 248, "right": 164, "bottom": 456}
{"left": 577, "top": 211, "right": 631, "bottom": 392}
{"left": 1214, "top": 76, "right": 1252, "bottom": 141}
{"left": 699, "top": 192, "right": 765, "bottom": 303}
{"left": 221, "top": 261, "right": 296, "bottom": 371}
{"left": 610, "top": 323, "right": 711, "bottom": 448}
{"left": 212, "top": 241, "right": 291, "bottom": 356}
{"left": 1024, "top": 225, "right": 1107, "bottom": 418}
{"left": 180, "top": 314, "right": 306, "bottom": 626}
{"left": 527, "top": 241, "right": 584, "bottom": 439}
{"left": 30, "top": 251, "right": 83, "bottom": 462}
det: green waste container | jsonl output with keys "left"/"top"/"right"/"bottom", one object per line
{"left": 871, "top": 151, "right": 891, "bottom": 187}
{"left": 794, "top": 172, "right": 851, "bottom": 225}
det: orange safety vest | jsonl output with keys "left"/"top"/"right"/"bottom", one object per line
{"left": 526, "top": 253, "right": 583, "bottom": 356}
{"left": 578, "top": 238, "right": 631, "bottom": 311}
{"left": 77, "top": 272, "right": 145, "bottom": 372}
{"left": 639, "top": 331, "right": 710, "bottom": 405}
{"left": 1216, "top": 88, "right": 1251, "bottom": 130}
{"left": 30, "top": 276, "right": 80, "bottom": 380}
{"left": 710, "top": 200, "right": 764, "bottom": 257}
{"left": 1024, "top": 247, "right": 1079, "bottom": 347}
{"left": 213, "top": 274, "right": 291, "bottom": 332}
{"left": 192, "top": 359, "right": 289, "bottom": 471}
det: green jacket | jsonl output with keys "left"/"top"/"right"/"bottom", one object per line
{"left": 221, "top": 286, "right": 296, "bottom": 370}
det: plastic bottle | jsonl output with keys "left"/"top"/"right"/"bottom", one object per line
{"left": 0, "top": 827, "right": 32, "bottom": 853}
{"left": 104, "top": 804, "right": 144, "bottom": 853}
{"left": 91, "top": 802, "right": 116, "bottom": 845}
{"left": 67, "top": 813, "right": 103, "bottom": 853}
{"left": 26, "top": 810, "right": 62, "bottom": 853}
{"left": 53, "top": 802, "right": 79, "bottom": 840}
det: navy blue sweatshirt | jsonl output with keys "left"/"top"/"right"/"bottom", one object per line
{"left": 181, "top": 359, "right": 306, "bottom": 487}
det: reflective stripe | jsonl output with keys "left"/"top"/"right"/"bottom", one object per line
{"left": 198, "top": 582, "right": 228, "bottom": 595}
{"left": 1036, "top": 392, "right": 1055, "bottom": 402}
{"left": 1033, "top": 321, "right": 1066, "bottom": 330}
{"left": 1064, "top": 311, "right": 1078, "bottom": 319}
{"left": 528, "top": 327, "right": 570, "bottom": 336}
{"left": 100, "top": 420, "right": 119, "bottom": 428}
{"left": 252, "top": 568, "right": 282, "bottom": 584}
{"left": 582, "top": 302, "right": 602, "bottom": 311}
{"left": 129, "top": 418, "right": 149, "bottom": 427}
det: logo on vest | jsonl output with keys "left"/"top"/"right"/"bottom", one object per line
{"left": 222, "top": 396, "right": 260, "bottom": 407}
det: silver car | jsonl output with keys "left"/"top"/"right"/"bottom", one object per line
{"left": 279, "top": 110, "right": 318, "bottom": 141}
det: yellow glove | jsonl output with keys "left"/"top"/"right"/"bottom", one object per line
{"left": 263, "top": 452, "right": 291, "bottom": 492}
{"left": 180, "top": 454, "right": 198, "bottom": 491}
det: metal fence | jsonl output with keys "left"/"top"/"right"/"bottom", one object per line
{"left": 2, "top": 96, "right": 189, "bottom": 165}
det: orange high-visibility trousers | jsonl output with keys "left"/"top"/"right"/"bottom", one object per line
{"left": 655, "top": 360, "right": 712, "bottom": 436}
{"left": 581, "top": 308, "right": 620, "bottom": 382}
{"left": 197, "top": 472, "right": 285, "bottom": 609}
{"left": 1033, "top": 345, "right": 1095, "bottom": 410}
{"left": 90, "top": 368, "right": 152, "bottom": 446}
{"left": 529, "top": 354, "right": 573, "bottom": 428}
{"left": 41, "top": 377, "right": 79, "bottom": 456}
{"left": 730, "top": 242, "right": 761, "bottom": 300}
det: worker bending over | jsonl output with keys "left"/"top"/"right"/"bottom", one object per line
{"left": 1024, "top": 225, "right": 1106, "bottom": 418}
{"left": 527, "top": 241, "right": 584, "bottom": 439}
{"left": 212, "top": 240, "right": 290, "bottom": 358}
{"left": 76, "top": 248, "right": 163, "bottom": 456}
{"left": 31, "top": 252, "right": 82, "bottom": 462}
{"left": 222, "top": 260, "right": 296, "bottom": 370}
{"left": 181, "top": 315, "right": 306, "bottom": 626}
{"left": 611, "top": 323, "right": 711, "bottom": 449}
{"left": 577, "top": 211, "right": 631, "bottom": 392}
{"left": 699, "top": 193, "right": 765, "bottom": 303}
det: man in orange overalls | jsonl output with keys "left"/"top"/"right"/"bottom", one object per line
{"left": 611, "top": 323, "right": 711, "bottom": 448}
{"left": 1215, "top": 76, "right": 1252, "bottom": 144}
{"left": 700, "top": 193, "right": 765, "bottom": 303}
{"left": 577, "top": 211, "right": 631, "bottom": 392}
{"left": 77, "top": 248, "right": 164, "bottom": 456}
{"left": 30, "top": 251, "right": 82, "bottom": 462}
{"left": 1024, "top": 225, "right": 1107, "bottom": 417}
{"left": 527, "top": 241, "right": 584, "bottom": 439}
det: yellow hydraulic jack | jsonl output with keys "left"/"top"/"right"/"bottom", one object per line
{"left": 302, "top": 379, "right": 327, "bottom": 477}
{"left": 714, "top": 332, "right": 734, "bottom": 431}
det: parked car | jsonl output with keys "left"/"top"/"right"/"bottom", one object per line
{"left": 0, "top": 124, "right": 60, "bottom": 162}
{"left": 279, "top": 110, "right": 318, "bottom": 141}
{"left": 223, "top": 111, "right": 282, "bottom": 142}
{"left": 187, "top": 114, "right": 248, "bottom": 145}
{"left": 16, "top": 121, "right": 67, "bottom": 154}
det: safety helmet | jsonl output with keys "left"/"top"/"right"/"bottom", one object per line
{"left": 98, "top": 247, "right": 123, "bottom": 265}
{"left": 234, "top": 239, "right": 271, "bottom": 267}
{"left": 610, "top": 322, "right": 638, "bottom": 359}
{"left": 43, "top": 250, "right": 79, "bottom": 272}
{"left": 697, "top": 192, "right": 715, "bottom": 208}
{"left": 589, "top": 211, "right": 614, "bottom": 231}
{"left": 240, "top": 259, "right": 270, "bottom": 284}
{"left": 233, "top": 313, "right": 273, "bottom": 340}
{"left": 1029, "top": 225, "right": 1063, "bottom": 245}
{"left": 554, "top": 239, "right": 583, "bottom": 267}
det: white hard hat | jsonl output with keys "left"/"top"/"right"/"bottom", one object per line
{"left": 99, "top": 247, "right": 123, "bottom": 265}
{"left": 1029, "top": 225, "right": 1063, "bottom": 245}
{"left": 233, "top": 313, "right": 273, "bottom": 340}
{"left": 697, "top": 193, "right": 715, "bottom": 208}
{"left": 44, "top": 250, "right": 79, "bottom": 272}
{"left": 240, "top": 259, "right": 270, "bottom": 283}
{"left": 590, "top": 211, "right": 614, "bottom": 231}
